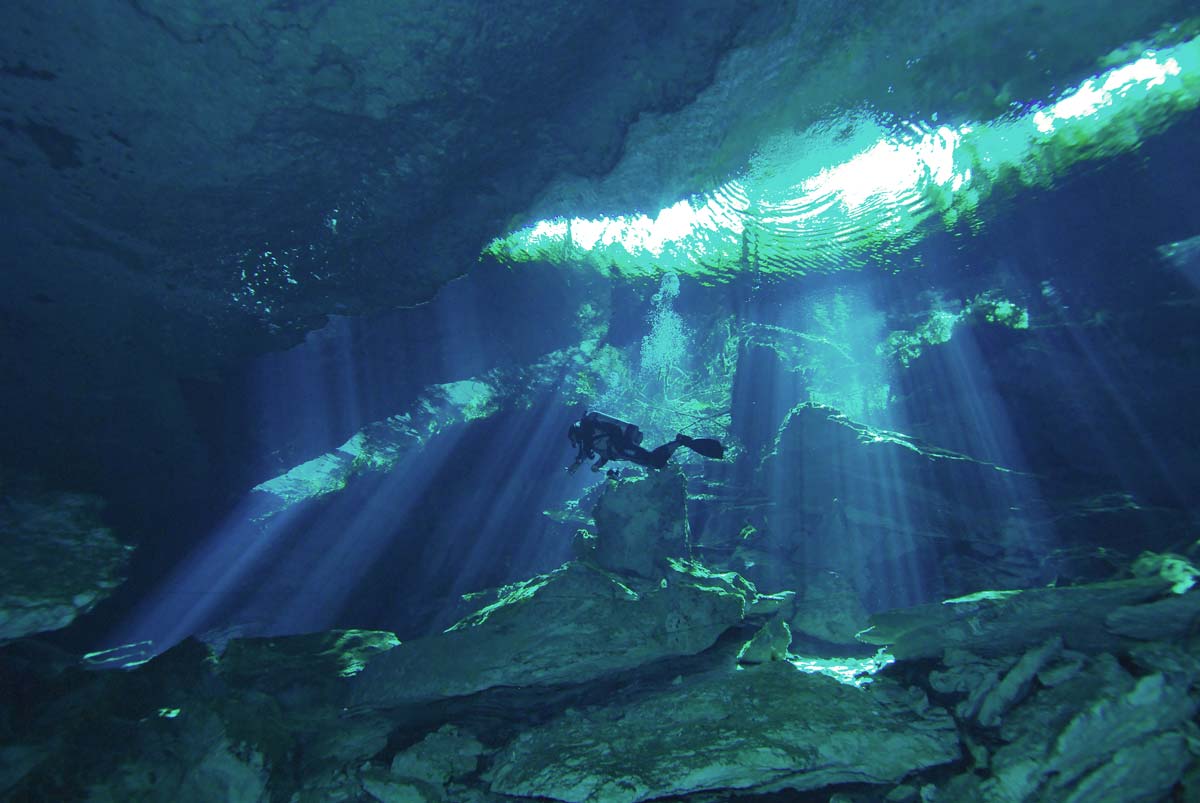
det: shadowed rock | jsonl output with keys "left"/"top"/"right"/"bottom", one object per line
{"left": 486, "top": 661, "right": 960, "bottom": 803}
{"left": 0, "top": 476, "right": 131, "bottom": 641}
{"left": 974, "top": 654, "right": 1198, "bottom": 803}
{"left": 857, "top": 578, "right": 1173, "bottom": 660}
{"left": 350, "top": 559, "right": 755, "bottom": 709}
{"left": 592, "top": 467, "right": 691, "bottom": 578}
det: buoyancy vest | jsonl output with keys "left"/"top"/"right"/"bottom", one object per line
{"left": 586, "top": 411, "right": 644, "bottom": 447}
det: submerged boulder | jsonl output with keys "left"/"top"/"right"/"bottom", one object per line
{"left": 591, "top": 468, "right": 691, "bottom": 578}
{"left": 788, "top": 570, "right": 870, "bottom": 647}
{"left": 0, "top": 476, "right": 132, "bottom": 641}
{"left": 736, "top": 616, "right": 792, "bottom": 665}
{"left": 351, "top": 559, "right": 755, "bottom": 709}
{"left": 360, "top": 725, "right": 488, "bottom": 803}
{"left": 485, "top": 661, "right": 960, "bottom": 803}
{"left": 974, "top": 636, "right": 1062, "bottom": 728}
{"left": 388, "top": 725, "right": 485, "bottom": 790}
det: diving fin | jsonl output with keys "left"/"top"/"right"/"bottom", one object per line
{"left": 678, "top": 435, "right": 725, "bottom": 460}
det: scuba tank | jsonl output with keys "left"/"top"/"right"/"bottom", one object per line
{"left": 588, "top": 411, "right": 643, "bottom": 445}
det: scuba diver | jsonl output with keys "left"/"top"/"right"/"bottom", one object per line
{"left": 567, "top": 410, "right": 726, "bottom": 474}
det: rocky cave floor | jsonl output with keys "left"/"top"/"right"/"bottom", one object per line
{"left": 3, "top": 465, "right": 1200, "bottom": 803}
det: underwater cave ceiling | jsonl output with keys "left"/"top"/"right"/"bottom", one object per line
{"left": 0, "top": 0, "right": 786, "bottom": 516}
{"left": 1, "top": 0, "right": 1195, "bottom": 525}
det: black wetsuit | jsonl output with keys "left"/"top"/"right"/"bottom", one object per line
{"left": 568, "top": 411, "right": 724, "bottom": 473}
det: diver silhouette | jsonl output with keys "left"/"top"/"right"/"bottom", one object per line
{"left": 566, "top": 411, "right": 726, "bottom": 474}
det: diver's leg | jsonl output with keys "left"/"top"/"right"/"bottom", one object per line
{"left": 644, "top": 436, "right": 686, "bottom": 469}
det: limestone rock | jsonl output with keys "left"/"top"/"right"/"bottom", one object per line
{"left": 757, "top": 404, "right": 1055, "bottom": 605}
{"left": 788, "top": 571, "right": 869, "bottom": 646}
{"left": 858, "top": 578, "right": 1171, "bottom": 660}
{"left": 976, "top": 637, "right": 1061, "bottom": 728}
{"left": 736, "top": 617, "right": 792, "bottom": 665}
{"left": 0, "top": 478, "right": 132, "bottom": 641}
{"left": 570, "top": 527, "right": 598, "bottom": 560}
{"left": 991, "top": 652, "right": 1132, "bottom": 751}
{"left": 978, "top": 655, "right": 1197, "bottom": 802}
{"left": 0, "top": 745, "right": 47, "bottom": 799}
{"left": 1105, "top": 589, "right": 1200, "bottom": 641}
{"left": 1035, "top": 651, "right": 1087, "bottom": 688}
{"left": 885, "top": 783, "right": 921, "bottom": 802}
{"left": 930, "top": 654, "right": 997, "bottom": 692}
{"left": 290, "top": 767, "right": 368, "bottom": 802}
{"left": 390, "top": 726, "right": 485, "bottom": 788}
{"left": 486, "top": 661, "right": 960, "bottom": 803}
{"left": 747, "top": 589, "right": 795, "bottom": 618}
{"left": 83, "top": 709, "right": 271, "bottom": 803}
{"left": 1126, "top": 640, "right": 1200, "bottom": 679}
{"left": 1043, "top": 673, "right": 1196, "bottom": 790}
{"left": 175, "top": 736, "right": 270, "bottom": 803}
{"left": 361, "top": 770, "right": 439, "bottom": 803}
{"left": 217, "top": 629, "right": 401, "bottom": 689}
{"left": 350, "top": 560, "right": 753, "bottom": 709}
{"left": 1160, "top": 232, "right": 1200, "bottom": 282}
{"left": 928, "top": 649, "right": 1016, "bottom": 723}
{"left": 0, "top": 629, "right": 407, "bottom": 800}
{"left": 592, "top": 468, "right": 690, "bottom": 578}
{"left": 1058, "top": 732, "right": 1190, "bottom": 803}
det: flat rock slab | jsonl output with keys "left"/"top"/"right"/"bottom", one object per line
{"left": 350, "top": 560, "right": 751, "bottom": 708}
{"left": 486, "top": 661, "right": 960, "bottom": 803}
{"left": 858, "top": 578, "right": 1172, "bottom": 660}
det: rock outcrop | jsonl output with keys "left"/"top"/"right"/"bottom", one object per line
{"left": 350, "top": 558, "right": 753, "bottom": 709}
{"left": 591, "top": 467, "right": 691, "bottom": 577}
{"left": 787, "top": 569, "right": 871, "bottom": 647}
{"left": 0, "top": 476, "right": 131, "bottom": 641}
{"left": 759, "top": 404, "right": 1051, "bottom": 599}
{"left": 859, "top": 569, "right": 1200, "bottom": 802}
{"left": 486, "top": 662, "right": 960, "bottom": 803}
{"left": 348, "top": 470, "right": 777, "bottom": 709}
{"left": 856, "top": 576, "right": 1176, "bottom": 660}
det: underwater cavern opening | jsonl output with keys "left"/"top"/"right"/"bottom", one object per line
{"left": 5, "top": 3, "right": 1200, "bottom": 802}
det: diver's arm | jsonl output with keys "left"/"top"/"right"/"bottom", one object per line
{"left": 567, "top": 441, "right": 591, "bottom": 474}
{"left": 590, "top": 455, "right": 608, "bottom": 472}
